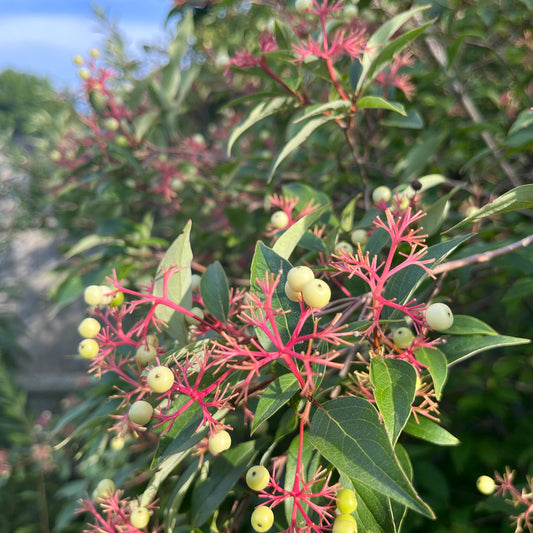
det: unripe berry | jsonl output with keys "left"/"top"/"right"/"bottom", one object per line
{"left": 343, "top": 5, "right": 358, "bottom": 21}
{"left": 208, "top": 430, "right": 231, "bottom": 454}
{"left": 130, "top": 506, "right": 150, "bottom": 529}
{"left": 110, "top": 291, "right": 124, "bottom": 307}
{"left": 372, "top": 185, "right": 392, "bottom": 204}
{"left": 89, "top": 48, "right": 100, "bottom": 59}
{"left": 135, "top": 341, "right": 157, "bottom": 366}
{"left": 295, "top": 0, "right": 313, "bottom": 12}
{"left": 465, "top": 205, "right": 479, "bottom": 218}
{"left": 191, "top": 274, "right": 202, "bottom": 291}
{"left": 270, "top": 210, "right": 289, "bottom": 229}
{"left": 476, "top": 475, "right": 496, "bottom": 495}
{"left": 337, "top": 488, "right": 358, "bottom": 514}
{"left": 104, "top": 117, "right": 119, "bottom": 131}
{"left": 128, "top": 400, "right": 153, "bottom": 426}
{"left": 332, "top": 514, "right": 358, "bottom": 533}
{"left": 78, "top": 67, "right": 91, "bottom": 81}
{"left": 302, "top": 279, "right": 331, "bottom": 309}
{"left": 78, "top": 317, "right": 101, "bottom": 338}
{"left": 94, "top": 478, "right": 115, "bottom": 499}
{"left": 335, "top": 241, "right": 354, "bottom": 254}
{"left": 73, "top": 55, "right": 84, "bottom": 66}
{"left": 185, "top": 307, "right": 204, "bottom": 325}
{"left": 287, "top": 266, "right": 315, "bottom": 292}
{"left": 251, "top": 506, "right": 274, "bottom": 532}
{"left": 110, "top": 436, "right": 125, "bottom": 451}
{"left": 246, "top": 465, "right": 270, "bottom": 491}
{"left": 392, "top": 327, "right": 414, "bottom": 349}
{"left": 50, "top": 149, "right": 62, "bottom": 162}
{"left": 146, "top": 366, "right": 174, "bottom": 393}
{"left": 284, "top": 281, "right": 301, "bottom": 302}
{"left": 78, "top": 338, "right": 99, "bottom": 359}
{"left": 350, "top": 229, "right": 368, "bottom": 246}
{"left": 115, "top": 135, "right": 129, "bottom": 147}
{"left": 425, "top": 303, "right": 454, "bottom": 331}
{"left": 84, "top": 285, "right": 103, "bottom": 306}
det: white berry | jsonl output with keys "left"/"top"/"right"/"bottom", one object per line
{"left": 425, "top": 303, "right": 454, "bottom": 331}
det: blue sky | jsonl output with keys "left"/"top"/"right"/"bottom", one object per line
{"left": 0, "top": 0, "right": 172, "bottom": 89}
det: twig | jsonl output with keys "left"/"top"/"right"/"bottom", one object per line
{"left": 433, "top": 234, "right": 533, "bottom": 274}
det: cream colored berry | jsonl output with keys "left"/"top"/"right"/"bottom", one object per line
{"left": 270, "top": 210, "right": 289, "bottom": 229}
{"left": 73, "top": 55, "right": 84, "bottom": 66}
{"left": 284, "top": 281, "right": 301, "bottom": 302}
{"left": 146, "top": 366, "right": 174, "bottom": 393}
{"left": 84, "top": 285, "right": 103, "bottom": 306}
{"left": 185, "top": 307, "right": 204, "bottom": 325}
{"left": 78, "top": 317, "right": 101, "bottom": 339}
{"left": 372, "top": 186, "right": 391, "bottom": 204}
{"left": 208, "top": 430, "right": 231, "bottom": 454}
{"left": 99, "top": 286, "right": 113, "bottom": 305}
{"left": 89, "top": 48, "right": 100, "bottom": 59}
{"left": 251, "top": 506, "right": 274, "bottom": 532}
{"left": 392, "top": 327, "right": 414, "bottom": 349}
{"left": 130, "top": 506, "right": 150, "bottom": 529}
{"left": 350, "top": 229, "right": 368, "bottom": 246}
{"left": 78, "top": 68, "right": 91, "bottom": 81}
{"left": 335, "top": 241, "right": 354, "bottom": 254}
{"left": 128, "top": 400, "right": 153, "bottom": 426}
{"left": 78, "top": 338, "right": 99, "bottom": 359}
{"left": 476, "top": 475, "right": 496, "bottom": 495}
{"left": 302, "top": 279, "right": 331, "bottom": 309}
{"left": 94, "top": 478, "right": 115, "bottom": 499}
{"left": 287, "top": 266, "right": 315, "bottom": 292}
{"left": 246, "top": 465, "right": 270, "bottom": 491}
{"left": 425, "top": 303, "right": 454, "bottom": 331}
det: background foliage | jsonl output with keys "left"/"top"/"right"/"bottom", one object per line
{"left": 1, "top": 0, "right": 532, "bottom": 532}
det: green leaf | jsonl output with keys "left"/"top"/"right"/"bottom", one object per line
{"left": 508, "top": 108, "right": 533, "bottom": 135}
{"left": 308, "top": 396, "right": 434, "bottom": 518}
{"left": 357, "top": 96, "right": 406, "bottom": 116}
{"left": 381, "top": 109, "right": 424, "bottom": 129}
{"left": 273, "top": 204, "right": 329, "bottom": 259}
{"left": 448, "top": 184, "right": 533, "bottom": 231}
{"left": 443, "top": 333, "right": 530, "bottom": 366}
{"left": 190, "top": 441, "right": 256, "bottom": 526}
{"left": 339, "top": 195, "right": 360, "bottom": 232}
{"left": 268, "top": 115, "right": 339, "bottom": 182}
{"left": 293, "top": 99, "right": 351, "bottom": 123}
{"left": 227, "top": 97, "right": 294, "bottom": 156}
{"left": 285, "top": 432, "right": 320, "bottom": 524}
{"left": 364, "top": 21, "right": 434, "bottom": 89}
{"left": 200, "top": 261, "right": 229, "bottom": 323}
{"left": 252, "top": 374, "right": 300, "bottom": 434}
{"left": 444, "top": 315, "right": 497, "bottom": 335}
{"left": 64, "top": 234, "right": 124, "bottom": 258}
{"left": 403, "top": 415, "right": 459, "bottom": 446}
{"left": 397, "top": 131, "right": 445, "bottom": 180}
{"left": 356, "top": 5, "right": 431, "bottom": 92}
{"left": 154, "top": 220, "right": 193, "bottom": 345}
{"left": 383, "top": 235, "right": 472, "bottom": 318}
{"left": 250, "top": 242, "right": 307, "bottom": 350}
{"left": 413, "top": 347, "right": 447, "bottom": 400}
{"left": 420, "top": 187, "right": 461, "bottom": 237}
{"left": 282, "top": 183, "right": 331, "bottom": 211}
{"left": 370, "top": 357, "right": 417, "bottom": 445}
{"left": 133, "top": 110, "right": 159, "bottom": 141}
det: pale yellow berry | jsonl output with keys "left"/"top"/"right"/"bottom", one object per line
{"left": 78, "top": 317, "right": 101, "bottom": 338}
{"left": 73, "top": 55, "right": 84, "bottom": 66}
{"left": 78, "top": 68, "right": 91, "bottom": 81}
{"left": 208, "top": 430, "right": 231, "bottom": 454}
{"left": 302, "top": 279, "right": 331, "bottom": 309}
{"left": 476, "top": 475, "right": 496, "bottom": 495}
{"left": 89, "top": 48, "right": 100, "bottom": 59}
{"left": 286, "top": 266, "right": 315, "bottom": 292}
{"left": 84, "top": 285, "right": 103, "bottom": 306}
{"left": 270, "top": 210, "right": 289, "bottom": 229}
{"left": 284, "top": 281, "right": 301, "bottom": 302}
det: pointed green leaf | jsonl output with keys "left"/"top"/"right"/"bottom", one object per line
{"left": 190, "top": 441, "right": 256, "bottom": 526}
{"left": 364, "top": 21, "right": 435, "bottom": 88}
{"left": 252, "top": 374, "right": 300, "bottom": 434}
{"left": 357, "top": 96, "right": 406, "bottom": 116}
{"left": 413, "top": 347, "right": 447, "bottom": 400}
{"left": 381, "top": 109, "right": 424, "bottom": 129}
{"left": 227, "top": 96, "right": 294, "bottom": 156}
{"left": 133, "top": 110, "right": 159, "bottom": 141}
{"left": 443, "top": 333, "right": 530, "bottom": 366}
{"left": 340, "top": 195, "right": 360, "bottom": 232}
{"left": 356, "top": 5, "right": 431, "bottom": 92}
{"left": 293, "top": 99, "right": 351, "bottom": 123}
{"left": 273, "top": 204, "right": 329, "bottom": 259}
{"left": 419, "top": 187, "right": 461, "bottom": 237}
{"left": 403, "top": 415, "right": 459, "bottom": 446}
{"left": 154, "top": 220, "right": 193, "bottom": 345}
{"left": 250, "top": 242, "right": 308, "bottom": 350}
{"left": 200, "top": 261, "right": 229, "bottom": 323}
{"left": 64, "top": 235, "right": 124, "bottom": 258}
{"left": 308, "top": 397, "right": 434, "bottom": 518}
{"left": 370, "top": 357, "right": 417, "bottom": 445}
{"left": 444, "top": 315, "right": 497, "bottom": 336}
{"left": 383, "top": 235, "right": 472, "bottom": 319}
{"left": 268, "top": 115, "right": 339, "bottom": 182}
{"left": 447, "top": 184, "right": 533, "bottom": 231}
